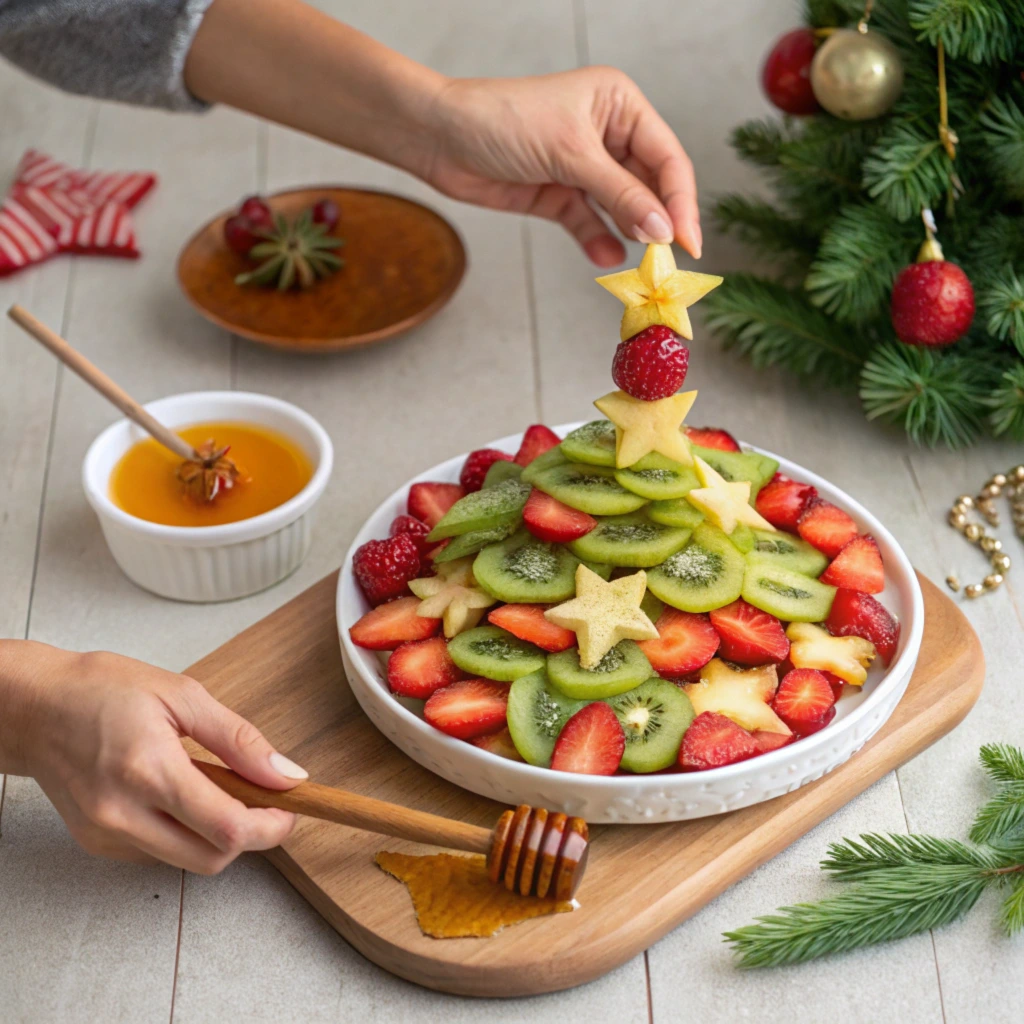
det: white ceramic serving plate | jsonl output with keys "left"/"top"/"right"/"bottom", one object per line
{"left": 337, "top": 424, "right": 923, "bottom": 824}
{"left": 83, "top": 391, "right": 333, "bottom": 602}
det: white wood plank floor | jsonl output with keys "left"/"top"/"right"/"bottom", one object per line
{"left": 1, "top": 1, "right": 1021, "bottom": 1021}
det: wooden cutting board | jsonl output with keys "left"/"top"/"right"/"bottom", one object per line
{"left": 185, "top": 571, "right": 983, "bottom": 997}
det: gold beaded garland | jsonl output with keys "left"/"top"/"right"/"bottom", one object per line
{"left": 964, "top": 523, "right": 983, "bottom": 542}
{"left": 965, "top": 583, "right": 984, "bottom": 599}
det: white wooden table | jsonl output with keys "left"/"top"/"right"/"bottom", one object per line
{"left": 1, "top": 2, "right": 1021, "bottom": 1021}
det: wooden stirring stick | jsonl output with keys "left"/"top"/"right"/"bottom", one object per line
{"left": 193, "top": 759, "right": 590, "bottom": 901}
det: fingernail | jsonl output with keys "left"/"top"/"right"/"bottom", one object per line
{"left": 693, "top": 222, "right": 703, "bottom": 259}
{"left": 269, "top": 751, "right": 308, "bottom": 780}
{"left": 634, "top": 212, "right": 673, "bottom": 245}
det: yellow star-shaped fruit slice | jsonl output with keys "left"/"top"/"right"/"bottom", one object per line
{"left": 786, "top": 622, "right": 877, "bottom": 686}
{"left": 595, "top": 243, "right": 723, "bottom": 341}
{"left": 408, "top": 557, "right": 495, "bottom": 638}
{"left": 684, "top": 456, "right": 775, "bottom": 535}
{"left": 544, "top": 565, "right": 659, "bottom": 669}
{"left": 682, "top": 659, "right": 791, "bottom": 736}
{"left": 594, "top": 389, "right": 696, "bottom": 469}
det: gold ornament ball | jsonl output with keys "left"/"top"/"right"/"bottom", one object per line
{"left": 1013, "top": 465, "right": 1024, "bottom": 482}
{"left": 810, "top": 28, "right": 904, "bottom": 121}
{"left": 964, "top": 523, "right": 983, "bottom": 542}
{"left": 991, "top": 473, "right": 1008, "bottom": 488}
{"left": 965, "top": 583, "right": 984, "bottom": 599}
{"left": 980, "top": 536, "right": 1002, "bottom": 554}
{"left": 983, "top": 573, "right": 1004, "bottom": 590}
{"left": 956, "top": 494, "right": 975, "bottom": 509}
{"left": 981, "top": 483, "right": 1002, "bottom": 499}
{"left": 992, "top": 553, "right": 1011, "bottom": 572}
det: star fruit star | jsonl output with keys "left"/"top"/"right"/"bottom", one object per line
{"left": 408, "top": 557, "right": 495, "bottom": 638}
{"left": 594, "top": 389, "right": 696, "bottom": 468}
{"left": 595, "top": 243, "right": 723, "bottom": 341}
{"left": 544, "top": 565, "right": 659, "bottom": 669}
{"left": 684, "top": 456, "right": 776, "bottom": 535}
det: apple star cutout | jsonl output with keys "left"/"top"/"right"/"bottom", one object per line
{"left": 544, "top": 565, "right": 659, "bottom": 669}
{"left": 684, "top": 456, "right": 776, "bottom": 535}
{"left": 786, "top": 622, "right": 876, "bottom": 686}
{"left": 408, "top": 557, "right": 495, "bottom": 638}
{"left": 682, "top": 658, "right": 791, "bottom": 735}
{"left": 594, "top": 389, "right": 696, "bottom": 469}
{"left": 595, "top": 243, "right": 723, "bottom": 341}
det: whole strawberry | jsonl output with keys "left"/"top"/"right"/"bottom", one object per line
{"left": 612, "top": 325, "right": 689, "bottom": 400}
{"left": 353, "top": 533, "right": 421, "bottom": 606}
{"left": 459, "top": 448, "right": 513, "bottom": 492}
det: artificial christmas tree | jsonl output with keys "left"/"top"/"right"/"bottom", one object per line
{"left": 707, "top": 0, "right": 1024, "bottom": 448}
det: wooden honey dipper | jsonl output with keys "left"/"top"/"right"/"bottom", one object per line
{"left": 193, "top": 760, "right": 590, "bottom": 901}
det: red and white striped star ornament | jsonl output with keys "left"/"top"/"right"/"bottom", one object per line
{"left": 0, "top": 150, "right": 157, "bottom": 276}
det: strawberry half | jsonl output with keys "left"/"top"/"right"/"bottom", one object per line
{"left": 488, "top": 603, "right": 576, "bottom": 652}
{"left": 755, "top": 473, "right": 818, "bottom": 532}
{"left": 709, "top": 599, "right": 790, "bottom": 666}
{"left": 826, "top": 589, "right": 900, "bottom": 666}
{"left": 460, "top": 448, "right": 514, "bottom": 492}
{"left": 550, "top": 702, "right": 625, "bottom": 775}
{"left": 685, "top": 426, "right": 740, "bottom": 452}
{"left": 679, "top": 711, "right": 758, "bottom": 770}
{"left": 751, "top": 730, "right": 794, "bottom": 754}
{"left": 349, "top": 596, "right": 440, "bottom": 650}
{"left": 823, "top": 671, "right": 845, "bottom": 701}
{"left": 820, "top": 535, "right": 884, "bottom": 594}
{"left": 470, "top": 726, "right": 525, "bottom": 761}
{"left": 771, "top": 668, "right": 836, "bottom": 735}
{"left": 514, "top": 424, "right": 561, "bottom": 467}
{"left": 523, "top": 488, "right": 597, "bottom": 543}
{"left": 423, "top": 679, "right": 510, "bottom": 739}
{"left": 797, "top": 497, "right": 858, "bottom": 558}
{"left": 638, "top": 608, "right": 720, "bottom": 677}
{"left": 407, "top": 481, "right": 466, "bottom": 528}
{"left": 387, "top": 636, "right": 464, "bottom": 699}
{"left": 389, "top": 514, "right": 431, "bottom": 553}
{"left": 352, "top": 534, "right": 422, "bottom": 606}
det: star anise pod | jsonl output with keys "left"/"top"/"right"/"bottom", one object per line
{"left": 177, "top": 440, "right": 242, "bottom": 503}
{"left": 235, "top": 210, "right": 344, "bottom": 290}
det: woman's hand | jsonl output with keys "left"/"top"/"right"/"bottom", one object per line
{"left": 0, "top": 641, "right": 305, "bottom": 873}
{"left": 421, "top": 69, "right": 701, "bottom": 268}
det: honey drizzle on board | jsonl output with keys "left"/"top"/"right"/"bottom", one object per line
{"left": 109, "top": 421, "right": 313, "bottom": 527}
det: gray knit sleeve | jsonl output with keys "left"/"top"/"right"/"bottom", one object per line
{"left": 0, "top": 0, "right": 217, "bottom": 111}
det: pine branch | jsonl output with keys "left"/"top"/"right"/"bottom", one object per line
{"left": 908, "top": 0, "right": 1015, "bottom": 63}
{"left": 859, "top": 342, "right": 990, "bottom": 448}
{"left": 978, "top": 265, "right": 1024, "bottom": 355}
{"left": 981, "top": 742, "right": 1024, "bottom": 783}
{"left": 988, "top": 365, "right": 1024, "bottom": 440}
{"left": 821, "top": 833, "right": 1002, "bottom": 879}
{"left": 1002, "top": 876, "right": 1024, "bottom": 936}
{"left": 862, "top": 123, "right": 953, "bottom": 222}
{"left": 965, "top": 214, "right": 1024, "bottom": 279}
{"left": 712, "top": 195, "right": 820, "bottom": 270}
{"left": 731, "top": 119, "right": 789, "bottom": 169}
{"left": 970, "top": 782, "right": 1024, "bottom": 843}
{"left": 979, "top": 90, "right": 1024, "bottom": 200}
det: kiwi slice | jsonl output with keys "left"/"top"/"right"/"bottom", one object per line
{"left": 691, "top": 445, "right": 779, "bottom": 501}
{"left": 742, "top": 564, "right": 836, "bottom": 621}
{"left": 648, "top": 497, "right": 705, "bottom": 530}
{"left": 614, "top": 454, "right": 700, "bottom": 501}
{"left": 568, "top": 511, "right": 691, "bottom": 568}
{"left": 641, "top": 589, "right": 665, "bottom": 624}
{"left": 560, "top": 419, "right": 617, "bottom": 467}
{"left": 506, "top": 670, "right": 589, "bottom": 767}
{"left": 473, "top": 530, "right": 582, "bottom": 603}
{"left": 646, "top": 523, "right": 745, "bottom": 613}
{"left": 520, "top": 444, "right": 568, "bottom": 485}
{"left": 427, "top": 478, "right": 529, "bottom": 541}
{"left": 482, "top": 459, "right": 523, "bottom": 488}
{"left": 605, "top": 678, "right": 695, "bottom": 773}
{"left": 547, "top": 641, "right": 653, "bottom": 700}
{"left": 744, "top": 529, "right": 829, "bottom": 577}
{"left": 432, "top": 522, "right": 518, "bottom": 562}
{"left": 728, "top": 523, "right": 756, "bottom": 553}
{"left": 447, "top": 625, "right": 546, "bottom": 682}
{"left": 532, "top": 462, "right": 648, "bottom": 516}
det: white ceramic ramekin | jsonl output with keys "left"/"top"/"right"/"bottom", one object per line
{"left": 83, "top": 391, "right": 333, "bottom": 602}
{"left": 337, "top": 423, "right": 924, "bottom": 824}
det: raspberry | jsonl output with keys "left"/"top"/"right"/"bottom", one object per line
{"left": 352, "top": 533, "right": 421, "bottom": 607}
{"left": 611, "top": 325, "right": 689, "bottom": 400}
{"left": 459, "top": 448, "right": 513, "bottom": 492}
{"left": 388, "top": 514, "right": 431, "bottom": 553}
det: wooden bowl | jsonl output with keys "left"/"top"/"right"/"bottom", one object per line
{"left": 176, "top": 187, "right": 466, "bottom": 353}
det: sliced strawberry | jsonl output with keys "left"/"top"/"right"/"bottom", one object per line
{"left": 823, "top": 671, "right": 845, "bottom": 701}
{"left": 679, "top": 711, "right": 758, "bottom": 770}
{"left": 389, "top": 514, "right": 431, "bottom": 553}
{"left": 685, "top": 426, "right": 740, "bottom": 452}
{"left": 459, "top": 448, "right": 514, "bottom": 492}
{"left": 751, "top": 730, "right": 794, "bottom": 754}
{"left": 755, "top": 473, "right": 818, "bottom": 532}
{"left": 797, "top": 497, "right": 858, "bottom": 558}
{"left": 709, "top": 599, "right": 790, "bottom": 666}
{"left": 820, "top": 535, "right": 885, "bottom": 594}
{"left": 488, "top": 603, "right": 576, "bottom": 652}
{"left": 638, "top": 608, "right": 720, "bottom": 677}
{"left": 550, "top": 702, "right": 625, "bottom": 775}
{"left": 523, "top": 488, "right": 597, "bottom": 543}
{"left": 352, "top": 534, "right": 422, "bottom": 606}
{"left": 771, "top": 668, "right": 836, "bottom": 735}
{"left": 407, "top": 481, "right": 466, "bottom": 529}
{"left": 514, "top": 424, "right": 562, "bottom": 466}
{"left": 826, "top": 589, "right": 900, "bottom": 666}
{"left": 423, "top": 679, "right": 509, "bottom": 739}
{"left": 349, "top": 596, "right": 440, "bottom": 651}
{"left": 470, "top": 726, "right": 525, "bottom": 761}
{"left": 387, "top": 636, "right": 463, "bottom": 699}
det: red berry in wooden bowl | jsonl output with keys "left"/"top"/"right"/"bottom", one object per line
{"left": 611, "top": 325, "right": 689, "bottom": 400}
{"left": 312, "top": 198, "right": 341, "bottom": 233}
{"left": 223, "top": 214, "right": 261, "bottom": 256}
{"left": 238, "top": 195, "right": 275, "bottom": 230}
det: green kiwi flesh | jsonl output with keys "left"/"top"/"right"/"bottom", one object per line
{"left": 741, "top": 564, "right": 836, "bottom": 621}
{"left": 614, "top": 454, "right": 700, "bottom": 500}
{"left": 744, "top": 529, "right": 829, "bottom": 577}
{"left": 427, "top": 478, "right": 529, "bottom": 541}
{"left": 482, "top": 459, "right": 524, "bottom": 488}
{"left": 506, "top": 670, "right": 589, "bottom": 767}
{"left": 646, "top": 523, "right": 746, "bottom": 613}
{"left": 605, "top": 678, "right": 695, "bottom": 772}
{"left": 473, "top": 530, "right": 581, "bottom": 603}
{"left": 560, "top": 420, "right": 617, "bottom": 467}
{"left": 520, "top": 445, "right": 569, "bottom": 485}
{"left": 547, "top": 641, "right": 653, "bottom": 699}
{"left": 568, "top": 511, "right": 691, "bottom": 568}
{"left": 531, "top": 463, "right": 648, "bottom": 516}
{"left": 447, "top": 625, "right": 546, "bottom": 682}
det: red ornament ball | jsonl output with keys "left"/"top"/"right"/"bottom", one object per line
{"left": 890, "top": 260, "right": 975, "bottom": 347}
{"left": 762, "top": 28, "right": 821, "bottom": 115}
{"left": 612, "top": 325, "right": 689, "bottom": 400}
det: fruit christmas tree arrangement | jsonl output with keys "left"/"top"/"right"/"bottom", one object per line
{"left": 348, "top": 243, "right": 900, "bottom": 777}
